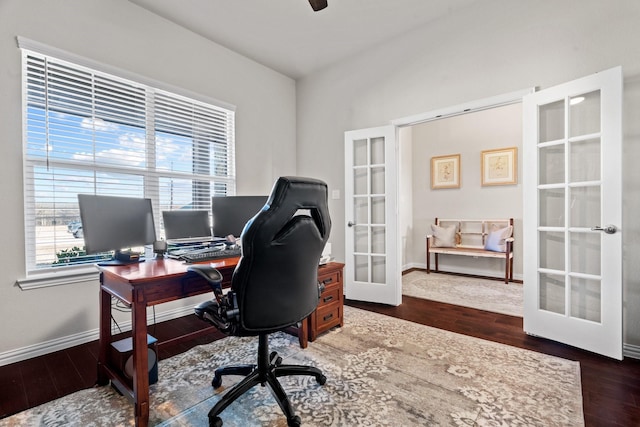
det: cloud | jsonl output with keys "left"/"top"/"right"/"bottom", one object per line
{"left": 80, "top": 117, "right": 120, "bottom": 132}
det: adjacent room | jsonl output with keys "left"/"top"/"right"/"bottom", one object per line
{"left": 1, "top": 0, "right": 639, "bottom": 426}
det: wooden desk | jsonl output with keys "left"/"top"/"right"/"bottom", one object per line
{"left": 96, "top": 256, "right": 309, "bottom": 427}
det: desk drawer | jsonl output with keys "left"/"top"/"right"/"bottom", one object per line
{"left": 318, "top": 270, "right": 340, "bottom": 291}
{"left": 318, "top": 285, "right": 340, "bottom": 308}
{"left": 313, "top": 302, "right": 342, "bottom": 337}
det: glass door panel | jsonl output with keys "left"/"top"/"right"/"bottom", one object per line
{"left": 354, "top": 225, "right": 369, "bottom": 253}
{"left": 539, "top": 188, "right": 565, "bottom": 227}
{"left": 354, "top": 254, "right": 368, "bottom": 282}
{"left": 570, "top": 91, "right": 601, "bottom": 137}
{"left": 539, "top": 272, "right": 565, "bottom": 315}
{"left": 370, "top": 137, "right": 385, "bottom": 164}
{"left": 570, "top": 277, "right": 602, "bottom": 322}
{"left": 371, "top": 226, "right": 385, "bottom": 254}
{"left": 539, "top": 231, "right": 565, "bottom": 271}
{"left": 371, "top": 166, "right": 385, "bottom": 194}
{"left": 569, "top": 186, "right": 600, "bottom": 227}
{"left": 570, "top": 232, "right": 601, "bottom": 276}
{"left": 538, "top": 145, "right": 565, "bottom": 184}
{"left": 371, "top": 196, "right": 385, "bottom": 224}
{"left": 371, "top": 255, "right": 386, "bottom": 283}
{"left": 539, "top": 100, "right": 564, "bottom": 142}
{"left": 354, "top": 197, "right": 368, "bottom": 224}
{"left": 354, "top": 168, "right": 368, "bottom": 195}
{"left": 353, "top": 139, "right": 368, "bottom": 166}
{"left": 570, "top": 138, "right": 600, "bottom": 182}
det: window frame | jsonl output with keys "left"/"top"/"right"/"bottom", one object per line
{"left": 17, "top": 38, "right": 236, "bottom": 284}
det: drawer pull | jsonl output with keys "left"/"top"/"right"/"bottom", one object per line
{"left": 323, "top": 313, "right": 334, "bottom": 322}
{"left": 323, "top": 295, "right": 334, "bottom": 303}
{"left": 321, "top": 277, "right": 333, "bottom": 285}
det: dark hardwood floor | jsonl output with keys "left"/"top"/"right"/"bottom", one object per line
{"left": 1, "top": 296, "right": 639, "bottom": 426}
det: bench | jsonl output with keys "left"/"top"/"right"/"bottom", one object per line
{"left": 426, "top": 218, "right": 514, "bottom": 283}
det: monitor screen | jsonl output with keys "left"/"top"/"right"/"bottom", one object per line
{"left": 78, "top": 194, "right": 157, "bottom": 256}
{"left": 211, "top": 195, "right": 268, "bottom": 238}
{"left": 162, "top": 210, "right": 211, "bottom": 241}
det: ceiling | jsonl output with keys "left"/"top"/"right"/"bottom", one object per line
{"left": 129, "top": 0, "right": 477, "bottom": 80}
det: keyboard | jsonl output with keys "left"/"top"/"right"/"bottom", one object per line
{"left": 180, "top": 246, "right": 242, "bottom": 263}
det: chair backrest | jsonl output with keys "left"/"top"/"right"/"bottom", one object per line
{"left": 231, "top": 176, "right": 331, "bottom": 333}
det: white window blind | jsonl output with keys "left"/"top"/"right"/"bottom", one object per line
{"left": 21, "top": 48, "right": 235, "bottom": 273}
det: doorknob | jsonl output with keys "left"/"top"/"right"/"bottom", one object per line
{"left": 347, "top": 221, "right": 355, "bottom": 227}
{"left": 591, "top": 224, "right": 618, "bottom": 234}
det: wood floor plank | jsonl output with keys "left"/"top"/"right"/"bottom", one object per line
{"left": 0, "top": 360, "right": 28, "bottom": 418}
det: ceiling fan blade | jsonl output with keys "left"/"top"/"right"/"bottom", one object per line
{"left": 308, "top": 0, "right": 328, "bottom": 12}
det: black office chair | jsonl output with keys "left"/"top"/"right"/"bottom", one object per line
{"left": 192, "top": 176, "right": 332, "bottom": 427}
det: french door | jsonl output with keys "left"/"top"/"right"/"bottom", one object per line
{"left": 344, "top": 126, "right": 401, "bottom": 306}
{"left": 523, "top": 67, "right": 623, "bottom": 359}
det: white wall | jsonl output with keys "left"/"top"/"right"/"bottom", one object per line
{"left": 297, "top": 0, "right": 640, "bottom": 346}
{"left": 0, "top": 0, "right": 297, "bottom": 360}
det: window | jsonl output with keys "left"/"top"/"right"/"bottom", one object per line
{"left": 21, "top": 45, "right": 235, "bottom": 273}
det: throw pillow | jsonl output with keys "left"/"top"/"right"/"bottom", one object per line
{"left": 430, "top": 224, "right": 457, "bottom": 247}
{"left": 484, "top": 225, "right": 513, "bottom": 252}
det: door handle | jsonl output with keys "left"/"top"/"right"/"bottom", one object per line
{"left": 591, "top": 224, "right": 618, "bottom": 234}
{"left": 347, "top": 221, "right": 355, "bottom": 227}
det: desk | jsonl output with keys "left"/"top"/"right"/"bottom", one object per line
{"left": 97, "top": 256, "right": 309, "bottom": 427}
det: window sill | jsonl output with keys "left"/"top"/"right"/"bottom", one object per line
{"left": 16, "top": 266, "right": 100, "bottom": 290}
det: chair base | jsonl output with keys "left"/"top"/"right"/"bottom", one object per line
{"left": 209, "top": 334, "right": 326, "bottom": 427}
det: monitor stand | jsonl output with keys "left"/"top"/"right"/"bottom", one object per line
{"left": 97, "top": 250, "right": 145, "bottom": 267}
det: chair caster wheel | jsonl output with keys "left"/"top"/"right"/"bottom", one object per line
{"left": 209, "top": 416, "right": 223, "bottom": 427}
{"left": 316, "top": 374, "right": 327, "bottom": 385}
{"left": 269, "top": 351, "right": 282, "bottom": 366}
{"left": 212, "top": 375, "right": 222, "bottom": 388}
{"left": 287, "top": 415, "right": 301, "bottom": 427}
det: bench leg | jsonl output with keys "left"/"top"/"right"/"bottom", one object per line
{"left": 509, "top": 257, "right": 514, "bottom": 282}
{"left": 426, "top": 237, "right": 431, "bottom": 274}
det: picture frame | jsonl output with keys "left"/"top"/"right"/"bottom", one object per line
{"left": 431, "top": 154, "right": 460, "bottom": 189}
{"left": 481, "top": 147, "right": 517, "bottom": 186}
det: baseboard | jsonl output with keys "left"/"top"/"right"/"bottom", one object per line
{"left": 0, "top": 305, "right": 195, "bottom": 367}
{"left": 404, "top": 262, "right": 523, "bottom": 282}
{"left": 623, "top": 343, "right": 640, "bottom": 359}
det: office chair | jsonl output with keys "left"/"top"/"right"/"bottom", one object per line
{"left": 192, "top": 176, "right": 332, "bottom": 427}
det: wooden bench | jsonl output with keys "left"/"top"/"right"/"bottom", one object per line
{"left": 426, "top": 218, "right": 514, "bottom": 283}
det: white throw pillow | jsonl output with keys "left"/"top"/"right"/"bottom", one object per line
{"left": 484, "top": 225, "right": 513, "bottom": 252}
{"left": 430, "top": 224, "right": 457, "bottom": 247}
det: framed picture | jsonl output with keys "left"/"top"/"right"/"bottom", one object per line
{"left": 481, "top": 147, "right": 517, "bottom": 186}
{"left": 431, "top": 154, "right": 460, "bottom": 189}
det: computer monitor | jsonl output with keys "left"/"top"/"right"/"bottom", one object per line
{"left": 162, "top": 210, "right": 212, "bottom": 242}
{"left": 78, "top": 194, "right": 157, "bottom": 264}
{"left": 211, "top": 195, "right": 268, "bottom": 238}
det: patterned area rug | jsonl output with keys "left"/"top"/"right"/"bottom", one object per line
{"left": 1, "top": 307, "right": 582, "bottom": 426}
{"left": 403, "top": 270, "right": 524, "bottom": 317}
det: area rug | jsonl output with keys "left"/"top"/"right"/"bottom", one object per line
{"left": 0, "top": 306, "right": 582, "bottom": 426}
{"left": 403, "top": 270, "right": 524, "bottom": 317}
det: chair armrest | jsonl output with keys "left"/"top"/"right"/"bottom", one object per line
{"left": 187, "top": 264, "right": 223, "bottom": 284}
{"left": 187, "top": 265, "right": 224, "bottom": 299}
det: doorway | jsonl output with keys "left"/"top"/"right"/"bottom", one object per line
{"left": 398, "top": 102, "right": 524, "bottom": 280}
